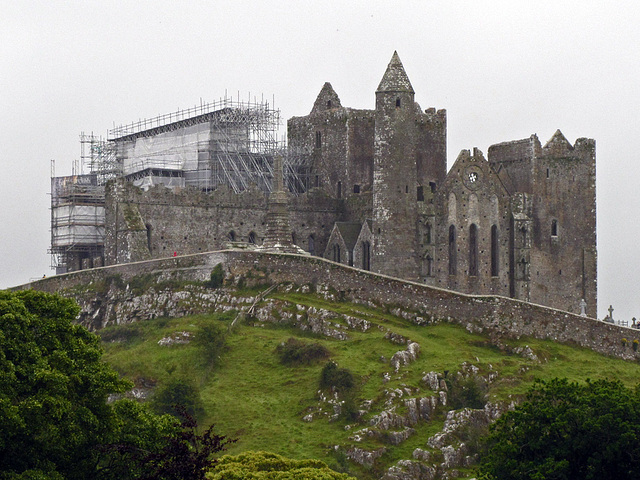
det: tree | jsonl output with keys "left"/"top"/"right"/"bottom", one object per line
{"left": 0, "top": 290, "right": 174, "bottom": 479}
{"left": 479, "top": 378, "right": 640, "bottom": 480}
{"left": 208, "top": 451, "right": 356, "bottom": 479}
{"left": 135, "top": 405, "right": 233, "bottom": 480}
{"left": 150, "top": 377, "right": 205, "bottom": 419}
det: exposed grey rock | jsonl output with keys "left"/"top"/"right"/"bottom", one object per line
{"left": 385, "top": 331, "right": 409, "bottom": 344}
{"left": 157, "top": 330, "right": 192, "bottom": 346}
{"left": 382, "top": 460, "right": 437, "bottom": 480}
{"left": 345, "top": 447, "right": 386, "bottom": 467}
{"left": 514, "top": 344, "right": 539, "bottom": 361}
{"left": 387, "top": 427, "right": 415, "bottom": 445}
{"left": 422, "top": 371, "right": 440, "bottom": 391}
{"left": 391, "top": 341, "right": 420, "bottom": 372}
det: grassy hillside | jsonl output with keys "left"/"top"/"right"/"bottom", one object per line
{"left": 99, "top": 285, "right": 640, "bottom": 479}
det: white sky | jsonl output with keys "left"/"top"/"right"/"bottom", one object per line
{"left": 1, "top": 1, "right": 638, "bottom": 321}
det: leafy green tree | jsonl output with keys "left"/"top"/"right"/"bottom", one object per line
{"left": 0, "top": 290, "right": 174, "bottom": 479}
{"left": 193, "top": 322, "right": 228, "bottom": 367}
{"left": 150, "top": 377, "right": 205, "bottom": 419}
{"left": 128, "top": 406, "right": 233, "bottom": 480}
{"left": 207, "top": 451, "right": 356, "bottom": 479}
{"left": 479, "top": 378, "right": 640, "bottom": 480}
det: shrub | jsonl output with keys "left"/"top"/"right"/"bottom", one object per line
{"left": 275, "top": 338, "right": 331, "bottom": 366}
{"left": 320, "top": 361, "right": 356, "bottom": 393}
{"left": 207, "top": 264, "right": 225, "bottom": 288}
{"left": 193, "top": 322, "right": 228, "bottom": 367}
{"left": 150, "top": 377, "right": 204, "bottom": 420}
{"left": 209, "top": 451, "right": 355, "bottom": 479}
{"left": 445, "top": 374, "right": 488, "bottom": 410}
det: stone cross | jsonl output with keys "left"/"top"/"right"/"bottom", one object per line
{"left": 608, "top": 305, "right": 614, "bottom": 321}
{"left": 579, "top": 298, "right": 587, "bottom": 317}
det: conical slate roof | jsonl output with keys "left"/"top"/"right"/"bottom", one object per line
{"left": 376, "top": 51, "right": 414, "bottom": 93}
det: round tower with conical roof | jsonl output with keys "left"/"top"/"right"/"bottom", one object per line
{"left": 372, "top": 52, "right": 421, "bottom": 278}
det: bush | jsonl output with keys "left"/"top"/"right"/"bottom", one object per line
{"left": 320, "top": 361, "right": 356, "bottom": 393}
{"left": 275, "top": 338, "right": 330, "bottom": 366}
{"left": 209, "top": 451, "right": 356, "bottom": 479}
{"left": 207, "top": 264, "right": 225, "bottom": 288}
{"left": 150, "top": 378, "right": 204, "bottom": 420}
{"left": 445, "top": 374, "right": 488, "bottom": 410}
{"left": 193, "top": 322, "right": 228, "bottom": 367}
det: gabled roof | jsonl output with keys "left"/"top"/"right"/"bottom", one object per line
{"left": 376, "top": 51, "right": 414, "bottom": 94}
{"left": 440, "top": 148, "right": 510, "bottom": 197}
{"left": 311, "top": 82, "right": 342, "bottom": 114}
{"left": 544, "top": 129, "right": 570, "bottom": 146}
{"left": 334, "top": 222, "right": 363, "bottom": 250}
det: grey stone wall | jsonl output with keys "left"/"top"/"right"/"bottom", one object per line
{"left": 19, "top": 250, "right": 634, "bottom": 361}
{"left": 433, "top": 149, "right": 512, "bottom": 297}
{"left": 104, "top": 179, "right": 339, "bottom": 265}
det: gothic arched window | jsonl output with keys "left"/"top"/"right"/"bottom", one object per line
{"left": 491, "top": 225, "right": 499, "bottom": 276}
{"left": 469, "top": 224, "right": 478, "bottom": 276}
{"left": 448, "top": 225, "right": 457, "bottom": 275}
{"left": 362, "top": 241, "right": 371, "bottom": 271}
{"left": 308, "top": 235, "right": 315, "bottom": 255}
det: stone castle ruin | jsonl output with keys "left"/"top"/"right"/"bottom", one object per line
{"left": 50, "top": 52, "right": 596, "bottom": 316}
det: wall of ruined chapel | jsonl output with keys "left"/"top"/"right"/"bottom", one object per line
{"left": 487, "top": 135, "right": 540, "bottom": 194}
{"left": 416, "top": 107, "right": 448, "bottom": 188}
{"left": 19, "top": 250, "right": 637, "bottom": 361}
{"left": 104, "top": 179, "right": 340, "bottom": 265}
{"left": 288, "top": 106, "right": 375, "bottom": 202}
{"left": 432, "top": 149, "right": 512, "bottom": 298}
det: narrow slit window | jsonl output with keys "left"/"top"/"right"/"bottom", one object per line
{"left": 315, "top": 131, "right": 322, "bottom": 148}
{"left": 551, "top": 220, "right": 558, "bottom": 237}
{"left": 308, "top": 235, "right": 315, "bottom": 255}
{"left": 491, "top": 225, "right": 499, "bottom": 276}
{"left": 396, "top": 97, "right": 401, "bottom": 108}
{"left": 362, "top": 241, "right": 371, "bottom": 270}
{"left": 448, "top": 225, "right": 457, "bottom": 275}
{"left": 333, "top": 244, "right": 341, "bottom": 263}
{"left": 469, "top": 224, "right": 478, "bottom": 276}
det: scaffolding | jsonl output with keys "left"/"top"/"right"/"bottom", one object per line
{"left": 80, "top": 132, "right": 120, "bottom": 185}
{"left": 107, "top": 96, "right": 311, "bottom": 194}
{"left": 51, "top": 95, "right": 314, "bottom": 273}
{"left": 50, "top": 173, "right": 105, "bottom": 273}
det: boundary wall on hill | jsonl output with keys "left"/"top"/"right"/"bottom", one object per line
{"left": 18, "top": 250, "right": 638, "bottom": 361}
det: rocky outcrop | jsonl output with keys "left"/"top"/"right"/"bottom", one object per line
{"left": 382, "top": 460, "right": 438, "bottom": 480}
{"left": 345, "top": 447, "right": 386, "bottom": 467}
{"left": 390, "top": 341, "right": 420, "bottom": 372}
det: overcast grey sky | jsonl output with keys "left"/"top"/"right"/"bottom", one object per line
{"left": 1, "top": 1, "right": 638, "bottom": 321}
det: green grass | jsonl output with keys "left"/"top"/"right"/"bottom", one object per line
{"left": 99, "top": 291, "right": 640, "bottom": 479}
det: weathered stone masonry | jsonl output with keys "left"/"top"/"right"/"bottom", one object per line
{"left": 94, "top": 51, "right": 596, "bottom": 317}
{"left": 20, "top": 250, "right": 631, "bottom": 362}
